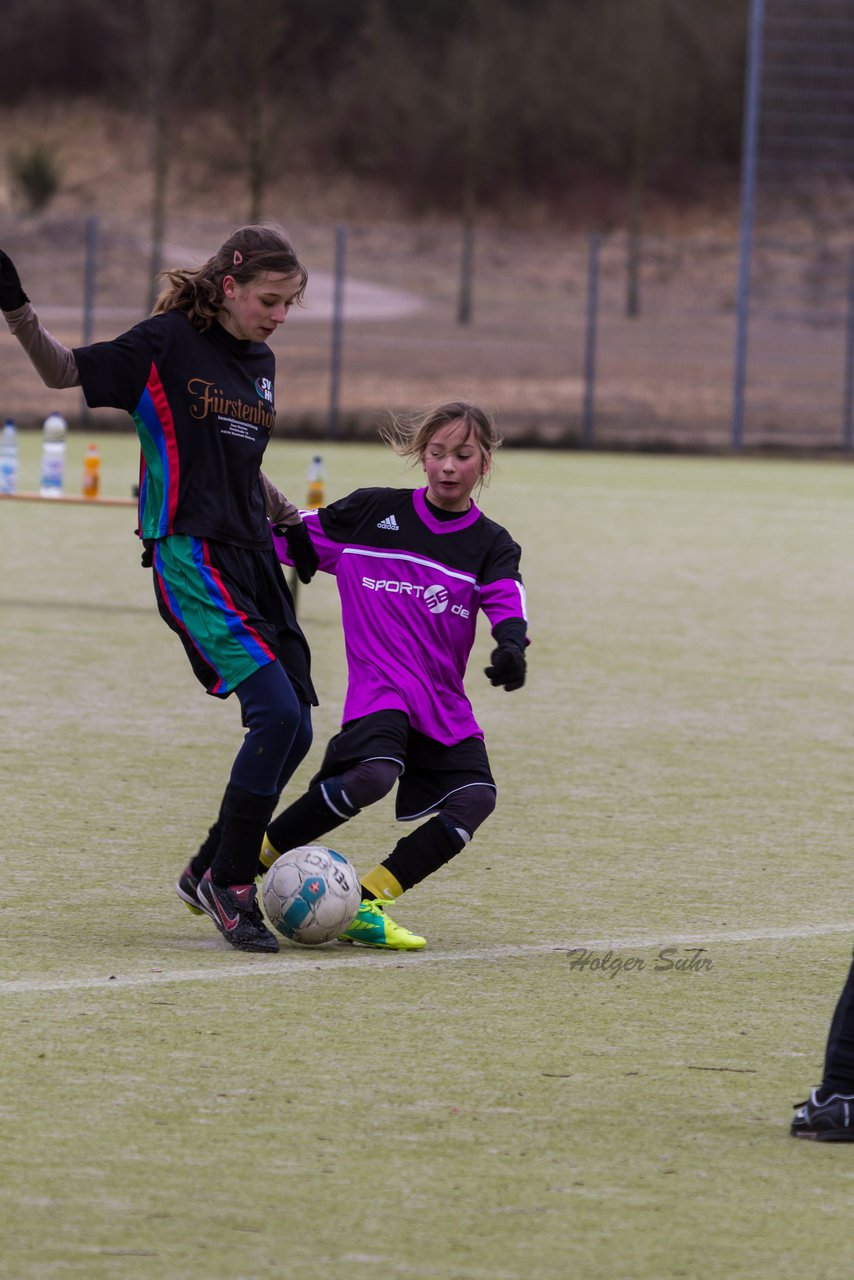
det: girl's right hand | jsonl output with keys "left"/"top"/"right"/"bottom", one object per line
{"left": 278, "top": 520, "right": 320, "bottom": 584}
{"left": 0, "top": 250, "right": 29, "bottom": 311}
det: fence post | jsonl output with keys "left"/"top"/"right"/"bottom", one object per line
{"left": 581, "top": 231, "right": 601, "bottom": 448}
{"left": 731, "top": 0, "right": 765, "bottom": 450}
{"left": 79, "top": 213, "right": 99, "bottom": 427}
{"left": 843, "top": 247, "right": 854, "bottom": 450}
{"left": 327, "top": 223, "right": 347, "bottom": 440}
{"left": 626, "top": 229, "right": 641, "bottom": 319}
{"left": 457, "top": 221, "right": 475, "bottom": 325}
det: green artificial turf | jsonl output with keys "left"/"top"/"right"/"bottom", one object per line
{"left": 3, "top": 435, "right": 854, "bottom": 1278}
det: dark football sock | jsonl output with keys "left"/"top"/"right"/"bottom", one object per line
{"left": 210, "top": 784, "right": 278, "bottom": 886}
{"left": 190, "top": 795, "right": 228, "bottom": 880}
{"left": 383, "top": 815, "right": 468, "bottom": 892}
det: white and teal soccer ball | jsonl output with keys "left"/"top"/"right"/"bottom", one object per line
{"left": 262, "top": 845, "right": 361, "bottom": 945}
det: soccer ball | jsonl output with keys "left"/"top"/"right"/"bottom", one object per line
{"left": 262, "top": 845, "right": 361, "bottom": 945}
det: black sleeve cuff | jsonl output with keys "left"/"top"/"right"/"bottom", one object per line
{"left": 491, "top": 618, "right": 527, "bottom": 650}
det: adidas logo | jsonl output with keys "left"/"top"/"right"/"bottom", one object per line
{"left": 377, "top": 514, "right": 399, "bottom": 531}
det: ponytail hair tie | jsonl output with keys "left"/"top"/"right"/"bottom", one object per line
{"left": 233, "top": 250, "right": 244, "bottom": 266}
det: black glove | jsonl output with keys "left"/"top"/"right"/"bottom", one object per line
{"left": 0, "top": 249, "right": 29, "bottom": 311}
{"left": 485, "top": 642, "right": 526, "bottom": 691}
{"left": 276, "top": 520, "right": 319, "bottom": 584}
{"left": 140, "top": 540, "right": 155, "bottom": 569}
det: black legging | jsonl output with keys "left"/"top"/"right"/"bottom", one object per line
{"left": 339, "top": 758, "right": 496, "bottom": 835}
{"left": 231, "top": 660, "right": 313, "bottom": 796}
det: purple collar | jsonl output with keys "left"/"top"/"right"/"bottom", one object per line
{"left": 413, "top": 486, "right": 481, "bottom": 533}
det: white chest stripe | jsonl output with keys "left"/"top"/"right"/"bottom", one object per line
{"left": 341, "top": 545, "right": 478, "bottom": 586}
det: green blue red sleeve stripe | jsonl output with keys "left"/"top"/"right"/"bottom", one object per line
{"left": 133, "top": 363, "right": 181, "bottom": 537}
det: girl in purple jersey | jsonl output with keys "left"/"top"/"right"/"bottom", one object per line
{"left": 0, "top": 228, "right": 321, "bottom": 955}
{"left": 264, "top": 400, "right": 529, "bottom": 949}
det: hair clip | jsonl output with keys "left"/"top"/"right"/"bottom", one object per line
{"left": 233, "top": 250, "right": 244, "bottom": 266}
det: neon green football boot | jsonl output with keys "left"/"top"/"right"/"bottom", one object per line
{"left": 338, "top": 898, "right": 426, "bottom": 950}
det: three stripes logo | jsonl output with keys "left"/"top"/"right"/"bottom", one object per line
{"left": 377, "top": 514, "right": 399, "bottom": 531}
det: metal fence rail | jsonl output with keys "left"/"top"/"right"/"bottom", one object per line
{"left": 3, "top": 211, "right": 854, "bottom": 451}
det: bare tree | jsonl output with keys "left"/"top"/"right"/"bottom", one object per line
{"left": 0, "top": 0, "right": 749, "bottom": 222}
{"left": 142, "top": 0, "right": 202, "bottom": 310}
{"left": 213, "top": 0, "right": 291, "bottom": 222}
{"left": 626, "top": 0, "right": 663, "bottom": 318}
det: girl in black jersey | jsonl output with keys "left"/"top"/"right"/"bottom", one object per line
{"left": 0, "top": 227, "right": 320, "bottom": 953}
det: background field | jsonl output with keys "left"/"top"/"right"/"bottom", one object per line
{"left": 3, "top": 437, "right": 854, "bottom": 1278}
{"left": 6, "top": 211, "right": 854, "bottom": 453}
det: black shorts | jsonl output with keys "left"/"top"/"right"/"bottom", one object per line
{"left": 152, "top": 535, "right": 316, "bottom": 703}
{"left": 311, "top": 710, "right": 496, "bottom": 821}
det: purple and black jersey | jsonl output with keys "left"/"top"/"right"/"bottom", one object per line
{"left": 74, "top": 312, "right": 276, "bottom": 549}
{"left": 273, "top": 486, "right": 528, "bottom": 746}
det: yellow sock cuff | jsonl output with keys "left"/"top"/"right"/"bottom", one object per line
{"left": 361, "top": 865, "right": 404, "bottom": 901}
{"left": 259, "top": 835, "right": 280, "bottom": 870}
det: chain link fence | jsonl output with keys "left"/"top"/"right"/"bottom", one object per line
{"left": 3, "top": 211, "right": 854, "bottom": 451}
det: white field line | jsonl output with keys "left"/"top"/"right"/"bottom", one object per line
{"left": 1, "top": 920, "right": 851, "bottom": 997}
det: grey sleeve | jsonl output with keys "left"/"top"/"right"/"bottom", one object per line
{"left": 260, "top": 470, "right": 302, "bottom": 526}
{"left": 3, "top": 302, "right": 80, "bottom": 388}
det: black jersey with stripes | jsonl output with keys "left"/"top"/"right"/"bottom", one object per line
{"left": 74, "top": 311, "right": 276, "bottom": 549}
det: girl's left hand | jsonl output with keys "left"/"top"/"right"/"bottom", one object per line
{"left": 0, "top": 250, "right": 29, "bottom": 311}
{"left": 485, "top": 643, "right": 526, "bottom": 691}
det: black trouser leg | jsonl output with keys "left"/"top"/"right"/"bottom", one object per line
{"left": 822, "top": 948, "right": 854, "bottom": 1093}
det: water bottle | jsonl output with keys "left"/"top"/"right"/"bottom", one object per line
{"left": 306, "top": 454, "right": 325, "bottom": 509}
{"left": 39, "top": 412, "right": 67, "bottom": 498}
{"left": 81, "top": 441, "right": 101, "bottom": 500}
{"left": 0, "top": 418, "right": 19, "bottom": 495}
